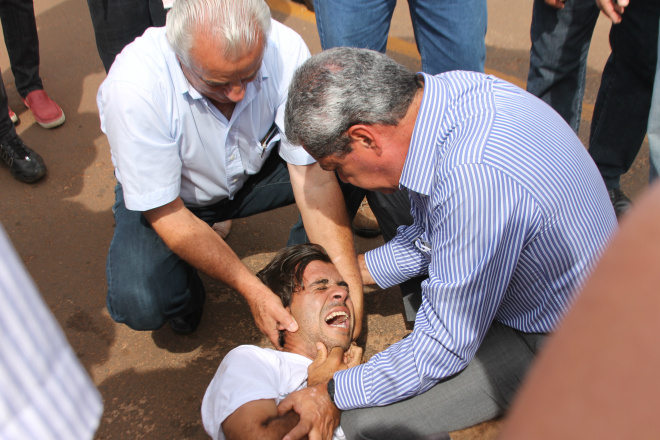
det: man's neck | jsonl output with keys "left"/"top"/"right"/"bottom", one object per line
{"left": 211, "top": 100, "right": 236, "bottom": 120}
{"left": 282, "top": 340, "right": 315, "bottom": 361}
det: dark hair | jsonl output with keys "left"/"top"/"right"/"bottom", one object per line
{"left": 256, "top": 243, "right": 332, "bottom": 346}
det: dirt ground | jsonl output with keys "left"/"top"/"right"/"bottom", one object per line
{"left": 0, "top": 0, "right": 650, "bottom": 439}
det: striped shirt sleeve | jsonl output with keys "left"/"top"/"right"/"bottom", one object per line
{"left": 0, "top": 225, "right": 103, "bottom": 439}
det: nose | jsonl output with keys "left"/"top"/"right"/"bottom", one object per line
{"left": 331, "top": 286, "right": 348, "bottom": 301}
{"left": 224, "top": 82, "right": 246, "bottom": 102}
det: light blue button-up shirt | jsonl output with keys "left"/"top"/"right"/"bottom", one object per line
{"left": 334, "top": 71, "right": 618, "bottom": 410}
{"left": 98, "top": 21, "right": 313, "bottom": 211}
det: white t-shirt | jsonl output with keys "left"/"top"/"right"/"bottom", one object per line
{"left": 202, "top": 345, "right": 345, "bottom": 440}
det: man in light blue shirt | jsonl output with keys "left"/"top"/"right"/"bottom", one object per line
{"left": 97, "top": 0, "right": 364, "bottom": 344}
{"left": 278, "top": 48, "right": 618, "bottom": 438}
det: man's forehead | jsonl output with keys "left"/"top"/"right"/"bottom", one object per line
{"left": 301, "top": 261, "right": 344, "bottom": 287}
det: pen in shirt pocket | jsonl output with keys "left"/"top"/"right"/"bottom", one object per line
{"left": 261, "top": 122, "right": 279, "bottom": 157}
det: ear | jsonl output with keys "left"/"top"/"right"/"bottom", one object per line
{"left": 347, "top": 125, "right": 383, "bottom": 155}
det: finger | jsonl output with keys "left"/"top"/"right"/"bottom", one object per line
{"left": 277, "top": 395, "right": 295, "bottom": 416}
{"left": 327, "top": 346, "right": 346, "bottom": 363}
{"left": 598, "top": 0, "right": 623, "bottom": 23}
{"left": 283, "top": 420, "right": 313, "bottom": 440}
{"left": 312, "top": 342, "right": 329, "bottom": 364}
{"left": 544, "top": 0, "right": 564, "bottom": 9}
{"left": 266, "top": 327, "right": 283, "bottom": 350}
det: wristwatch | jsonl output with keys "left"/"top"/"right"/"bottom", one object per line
{"left": 327, "top": 377, "right": 336, "bottom": 403}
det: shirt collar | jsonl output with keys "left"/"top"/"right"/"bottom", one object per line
{"left": 400, "top": 72, "right": 445, "bottom": 197}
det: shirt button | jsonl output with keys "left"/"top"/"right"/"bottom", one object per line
{"left": 230, "top": 154, "right": 235, "bottom": 161}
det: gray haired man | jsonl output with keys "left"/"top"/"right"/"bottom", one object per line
{"left": 278, "top": 48, "right": 616, "bottom": 438}
{"left": 97, "top": 0, "right": 364, "bottom": 344}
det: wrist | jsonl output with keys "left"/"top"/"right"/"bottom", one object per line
{"left": 327, "top": 377, "right": 336, "bottom": 403}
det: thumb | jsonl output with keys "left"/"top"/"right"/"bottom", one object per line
{"left": 312, "top": 342, "right": 329, "bottom": 364}
{"left": 275, "top": 306, "right": 298, "bottom": 333}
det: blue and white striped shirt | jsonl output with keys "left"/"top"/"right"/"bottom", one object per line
{"left": 0, "top": 225, "right": 103, "bottom": 439}
{"left": 334, "top": 71, "right": 617, "bottom": 410}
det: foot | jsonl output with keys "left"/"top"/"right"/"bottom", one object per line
{"left": 0, "top": 134, "right": 47, "bottom": 183}
{"left": 608, "top": 188, "right": 632, "bottom": 220}
{"left": 169, "top": 306, "right": 204, "bottom": 335}
{"left": 353, "top": 199, "right": 381, "bottom": 237}
{"left": 22, "top": 89, "right": 66, "bottom": 129}
{"left": 211, "top": 219, "right": 232, "bottom": 239}
{"left": 8, "top": 106, "right": 19, "bottom": 125}
{"left": 169, "top": 273, "right": 205, "bottom": 335}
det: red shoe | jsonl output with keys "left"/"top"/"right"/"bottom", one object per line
{"left": 21, "top": 89, "right": 66, "bottom": 129}
{"left": 8, "top": 106, "right": 19, "bottom": 125}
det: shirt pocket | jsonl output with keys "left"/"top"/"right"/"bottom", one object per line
{"left": 242, "top": 127, "right": 281, "bottom": 175}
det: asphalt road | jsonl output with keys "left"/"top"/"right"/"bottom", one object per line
{"left": 0, "top": 1, "right": 649, "bottom": 439}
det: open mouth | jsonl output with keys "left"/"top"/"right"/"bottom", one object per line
{"left": 324, "top": 310, "right": 350, "bottom": 329}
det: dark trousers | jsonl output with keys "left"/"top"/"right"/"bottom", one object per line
{"left": 589, "top": 0, "right": 660, "bottom": 189}
{"left": 86, "top": 0, "right": 167, "bottom": 73}
{"left": 0, "top": 71, "right": 16, "bottom": 140}
{"left": 0, "top": 0, "right": 42, "bottom": 97}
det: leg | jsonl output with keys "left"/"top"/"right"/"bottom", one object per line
{"left": 589, "top": 0, "right": 660, "bottom": 190}
{"left": 0, "top": 0, "right": 43, "bottom": 96}
{"left": 106, "top": 184, "right": 204, "bottom": 330}
{"left": 312, "top": 0, "right": 396, "bottom": 51}
{"left": 340, "top": 323, "right": 547, "bottom": 438}
{"left": 0, "top": 73, "right": 16, "bottom": 141}
{"left": 408, "top": 0, "right": 487, "bottom": 74}
{"left": 649, "top": 18, "right": 660, "bottom": 183}
{"left": 86, "top": 0, "right": 167, "bottom": 72}
{"left": 527, "top": 0, "right": 600, "bottom": 133}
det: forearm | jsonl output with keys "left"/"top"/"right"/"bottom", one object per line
{"left": 290, "top": 163, "right": 364, "bottom": 336}
{"left": 145, "top": 199, "right": 269, "bottom": 301}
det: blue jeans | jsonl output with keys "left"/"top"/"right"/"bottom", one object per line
{"left": 528, "top": 0, "right": 660, "bottom": 190}
{"left": 312, "top": 0, "right": 487, "bottom": 75}
{"left": 106, "top": 152, "right": 365, "bottom": 330}
{"left": 649, "top": 19, "right": 660, "bottom": 183}
{"left": 86, "top": 0, "right": 167, "bottom": 73}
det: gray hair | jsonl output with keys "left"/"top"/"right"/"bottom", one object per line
{"left": 285, "top": 47, "right": 423, "bottom": 159}
{"left": 166, "top": 0, "right": 271, "bottom": 67}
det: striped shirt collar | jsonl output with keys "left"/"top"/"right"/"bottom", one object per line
{"left": 400, "top": 72, "right": 445, "bottom": 197}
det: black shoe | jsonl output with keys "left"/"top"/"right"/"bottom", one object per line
{"left": 170, "top": 306, "right": 203, "bottom": 335}
{"left": 169, "top": 272, "right": 205, "bottom": 335}
{"left": 0, "top": 134, "right": 47, "bottom": 183}
{"left": 608, "top": 188, "right": 632, "bottom": 220}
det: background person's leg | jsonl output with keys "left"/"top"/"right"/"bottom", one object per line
{"left": 312, "top": 0, "right": 395, "bottom": 52}
{"left": 86, "top": 0, "right": 167, "bottom": 73}
{"left": 409, "top": 0, "right": 487, "bottom": 74}
{"left": 648, "top": 18, "right": 660, "bottom": 183}
{"left": 527, "top": 0, "right": 600, "bottom": 133}
{"left": 0, "top": 0, "right": 43, "bottom": 96}
{"left": 589, "top": 0, "right": 660, "bottom": 192}
{"left": 340, "top": 322, "right": 546, "bottom": 438}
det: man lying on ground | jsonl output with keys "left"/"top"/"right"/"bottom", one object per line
{"left": 201, "top": 244, "right": 362, "bottom": 440}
